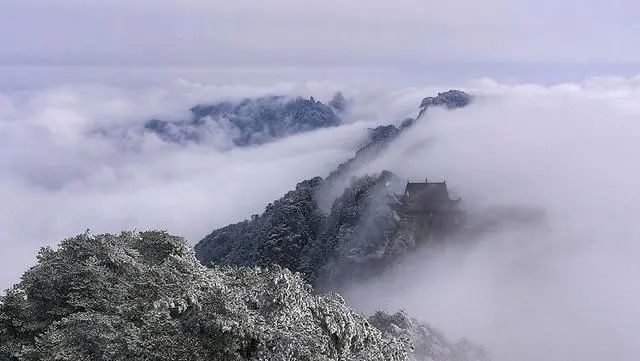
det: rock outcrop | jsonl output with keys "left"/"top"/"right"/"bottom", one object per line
{"left": 145, "top": 95, "right": 341, "bottom": 147}
{"left": 418, "top": 90, "right": 472, "bottom": 118}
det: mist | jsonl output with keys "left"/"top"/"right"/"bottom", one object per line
{"left": 342, "top": 77, "right": 640, "bottom": 361}
{"left": 4, "top": 73, "right": 640, "bottom": 360}
{"left": 0, "top": 80, "right": 422, "bottom": 290}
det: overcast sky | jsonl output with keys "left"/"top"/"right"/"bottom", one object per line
{"left": 2, "top": 0, "right": 640, "bottom": 67}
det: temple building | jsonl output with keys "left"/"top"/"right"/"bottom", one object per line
{"left": 391, "top": 179, "right": 460, "bottom": 232}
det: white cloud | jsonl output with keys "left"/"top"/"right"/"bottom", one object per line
{"left": 5, "top": 74, "right": 640, "bottom": 360}
{"left": 343, "top": 76, "right": 640, "bottom": 361}
{"left": 0, "top": 80, "right": 386, "bottom": 290}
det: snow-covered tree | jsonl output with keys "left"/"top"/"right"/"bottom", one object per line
{"left": 368, "top": 311, "right": 489, "bottom": 361}
{"left": 0, "top": 231, "right": 407, "bottom": 361}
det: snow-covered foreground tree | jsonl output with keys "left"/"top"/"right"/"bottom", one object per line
{"left": 369, "top": 311, "right": 488, "bottom": 361}
{"left": 1, "top": 231, "right": 488, "bottom": 361}
{"left": 0, "top": 231, "right": 408, "bottom": 361}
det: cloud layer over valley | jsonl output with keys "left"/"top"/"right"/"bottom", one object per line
{"left": 3, "top": 75, "right": 640, "bottom": 361}
{"left": 0, "top": 80, "right": 425, "bottom": 289}
{"left": 342, "top": 76, "right": 640, "bottom": 361}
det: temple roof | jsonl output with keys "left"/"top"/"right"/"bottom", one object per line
{"left": 406, "top": 180, "right": 450, "bottom": 200}
{"left": 398, "top": 179, "right": 456, "bottom": 213}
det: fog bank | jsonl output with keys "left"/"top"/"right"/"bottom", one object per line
{"left": 0, "top": 80, "right": 418, "bottom": 290}
{"left": 4, "top": 75, "right": 640, "bottom": 361}
{"left": 344, "top": 76, "right": 640, "bottom": 361}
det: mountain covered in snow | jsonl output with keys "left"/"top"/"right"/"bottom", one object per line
{"left": 195, "top": 90, "right": 473, "bottom": 288}
{"left": 1, "top": 230, "right": 486, "bottom": 361}
{"left": 0, "top": 232, "right": 410, "bottom": 361}
{"left": 144, "top": 94, "right": 345, "bottom": 147}
{"left": 0, "top": 90, "right": 484, "bottom": 361}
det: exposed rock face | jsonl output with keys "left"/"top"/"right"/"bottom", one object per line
{"left": 368, "top": 311, "right": 489, "bottom": 361}
{"left": 145, "top": 96, "right": 341, "bottom": 147}
{"left": 418, "top": 90, "right": 472, "bottom": 118}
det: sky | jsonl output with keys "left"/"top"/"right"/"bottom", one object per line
{"left": 2, "top": 0, "right": 640, "bottom": 67}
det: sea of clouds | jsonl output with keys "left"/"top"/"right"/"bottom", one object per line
{"left": 0, "top": 78, "right": 430, "bottom": 289}
{"left": 344, "top": 76, "right": 640, "bottom": 361}
{"left": 2, "top": 73, "right": 640, "bottom": 361}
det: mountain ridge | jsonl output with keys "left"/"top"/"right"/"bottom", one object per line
{"left": 195, "top": 90, "right": 473, "bottom": 287}
{"left": 144, "top": 94, "right": 343, "bottom": 147}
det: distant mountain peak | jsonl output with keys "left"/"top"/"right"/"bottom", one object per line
{"left": 145, "top": 95, "right": 342, "bottom": 147}
{"left": 418, "top": 89, "right": 472, "bottom": 117}
{"left": 329, "top": 91, "right": 348, "bottom": 112}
